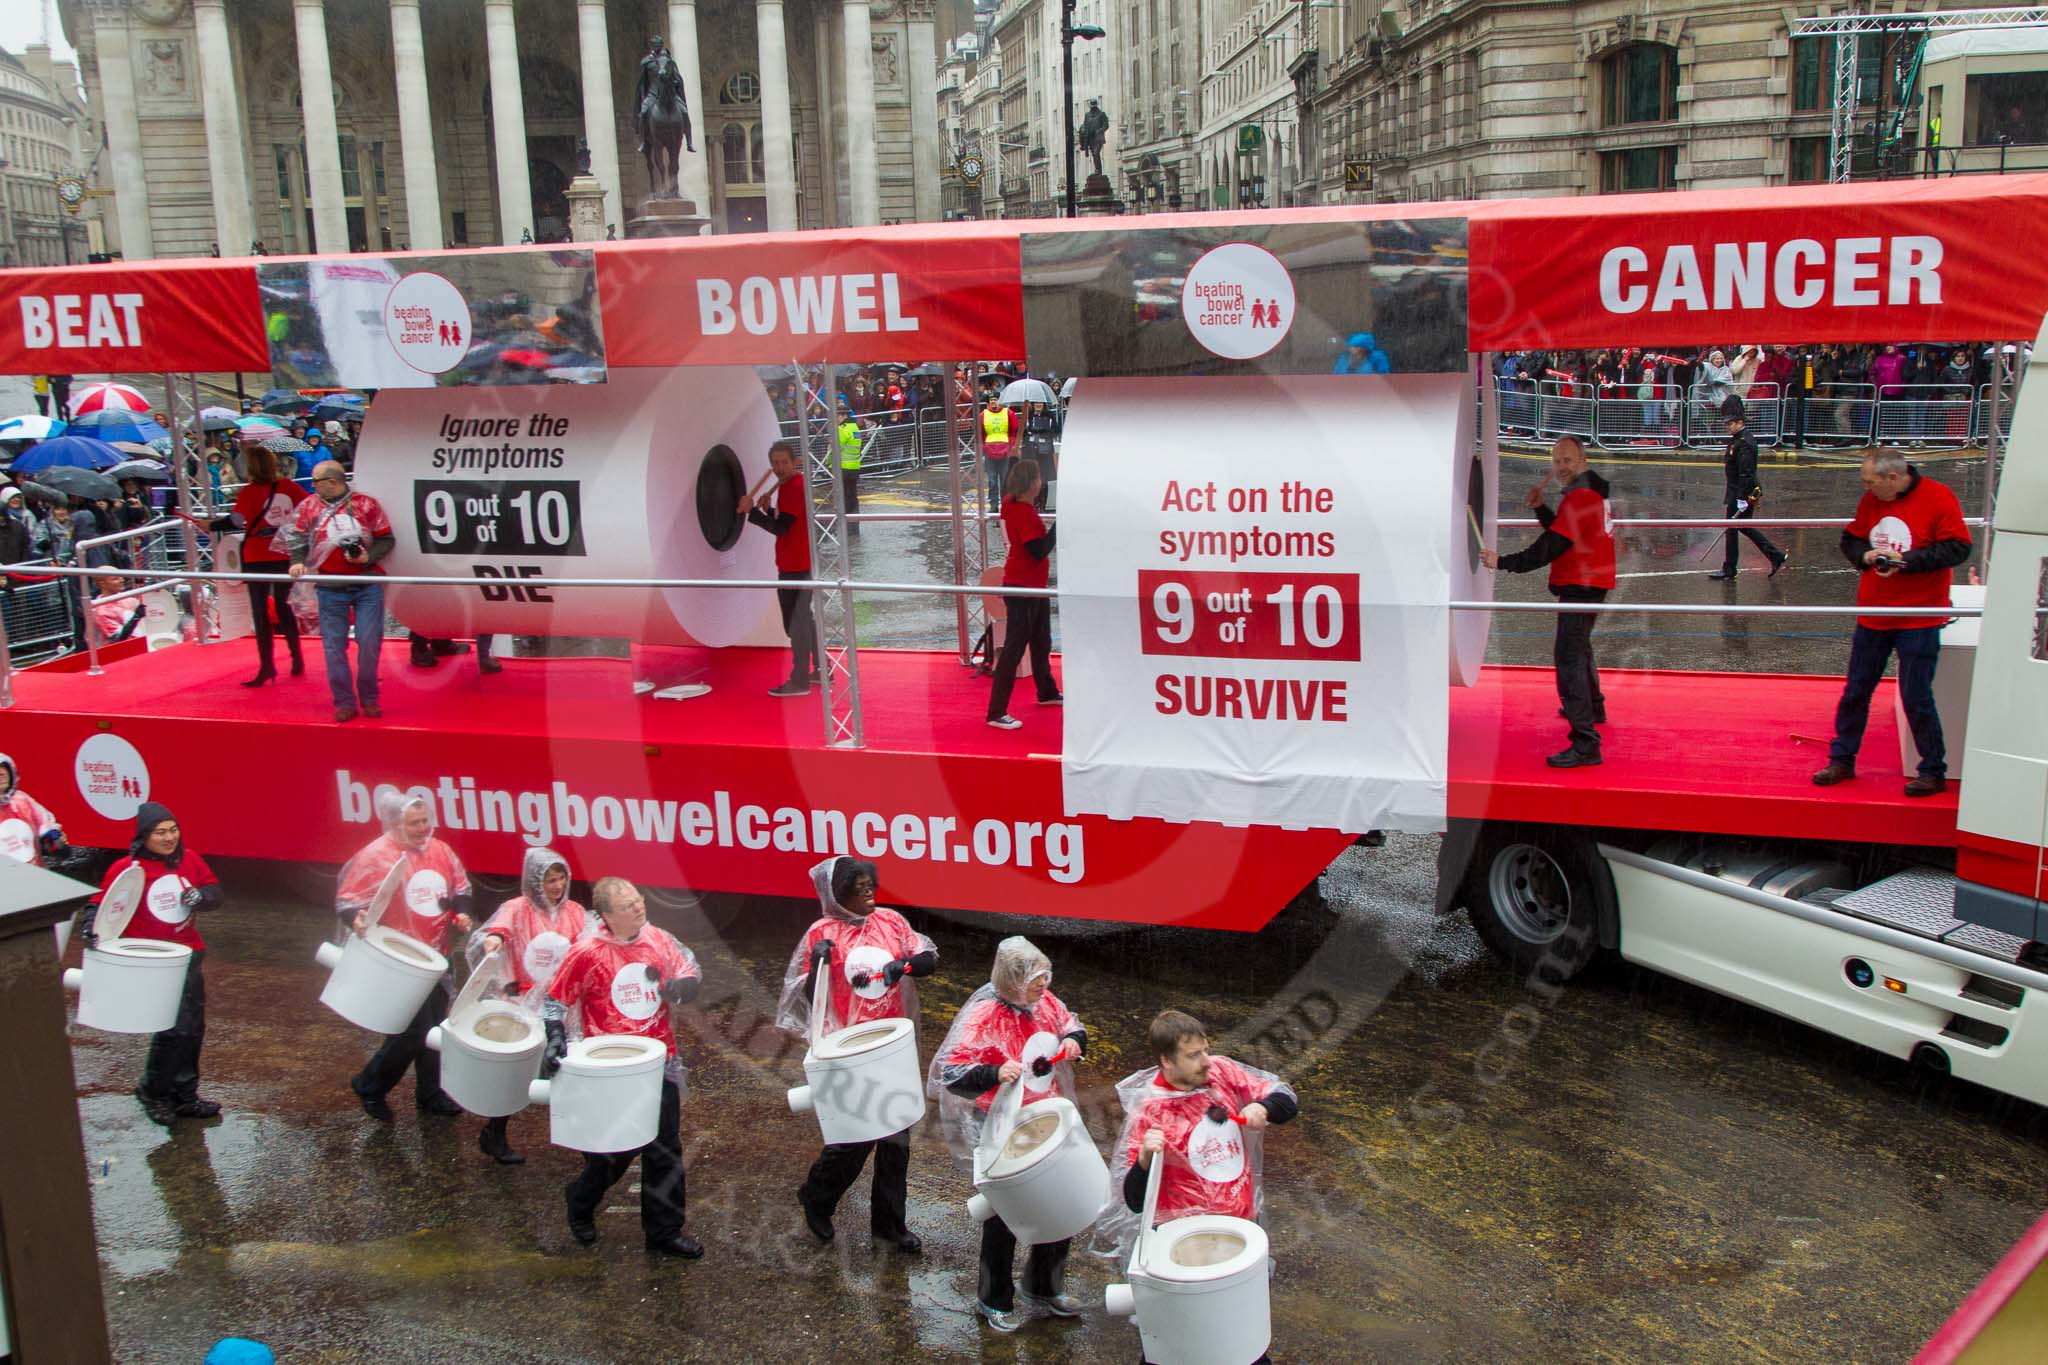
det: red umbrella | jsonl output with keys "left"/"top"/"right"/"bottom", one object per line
{"left": 70, "top": 381, "right": 153, "bottom": 416}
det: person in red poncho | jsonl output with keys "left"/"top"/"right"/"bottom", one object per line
{"left": 1482, "top": 436, "right": 1616, "bottom": 769}
{"left": 778, "top": 855, "right": 937, "bottom": 1252}
{"left": 928, "top": 936, "right": 1089, "bottom": 1334}
{"left": 545, "top": 877, "right": 703, "bottom": 1258}
{"left": 335, "top": 790, "right": 474, "bottom": 1122}
{"left": 468, "top": 846, "right": 590, "bottom": 1165}
{"left": 0, "top": 753, "right": 67, "bottom": 868}
{"left": 85, "top": 802, "right": 225, "bottom": 1126}
{"left": 221, "top": 444, "right": 308, "bottom": 686}
{"left": 1812, "top": 450, "right": 1973, "bottom": 798}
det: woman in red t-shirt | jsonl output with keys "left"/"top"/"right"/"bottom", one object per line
{"left": 986, "top": 458, "right": 1061, "bottom": 730}
{"left": 227, "top": 444, "right": 309, "bottom": 686}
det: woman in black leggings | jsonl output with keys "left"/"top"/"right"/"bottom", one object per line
{"left": 225, "top": 445, "right": 308, "bottom": 686}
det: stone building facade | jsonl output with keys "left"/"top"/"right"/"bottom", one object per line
{"left": 0, "top": 46, "right": 92, "bottom": 267}
{"left": 58, "top": 0, "right": 948, "bottom": 261}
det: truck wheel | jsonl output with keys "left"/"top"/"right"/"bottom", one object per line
{"left": 1462, "top": 823, "right": 1608, "bottom": 982}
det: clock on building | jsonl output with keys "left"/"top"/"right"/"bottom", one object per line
{"left": 57, "top": 176, "right": 86, "bottom": 209}
{"left": 959, "top": 152, "right": 984, "bottom": 184}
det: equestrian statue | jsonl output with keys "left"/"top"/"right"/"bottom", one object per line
{"left": 635, "top": 35, "right": 696, "bottom": 199}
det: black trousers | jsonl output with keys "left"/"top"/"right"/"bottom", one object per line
{"left": 243, "top": 560, "right": 301, "bottom": 668}
{"left": 354, "top": 981, "right": 448, "bottom": 1106}
{"left": 141, "top": 951, "right": 205, "bottom": 1104}
{"left": 798, "top": 1126, "right": 911, "bottom": 1236}
{"left": 777, "top": 569, "right": 819, "bottom": 683}
{"left": 1554, "top": 585, "right": 1606, "bottom": 754}
{"left": 567, "top": 1077, "right": 686, "bottom": 1242}
{"left": 987, "top": 595, "right": 1056, "bottom": 719}
{"left": 841, "top": 468, "right": 860, "bottom": 535}
{"left": 978, "top": 1215, "right": 1069, "bottom": 1312}
{"left": 1721, "top": 498, "right": 1783, "bottom": 573}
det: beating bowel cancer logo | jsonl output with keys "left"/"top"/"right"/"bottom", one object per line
{"left": 1181, "top": 242, "right": 1296, "bottom": 361}
{"left": 75, "top": 733, "right": 149, "bottom": 820}
{"left": 611, "top": 963, "right": 663, "bottom": 1021}
{"left": 384, "top": 271, "right": 472, "bottom": 375}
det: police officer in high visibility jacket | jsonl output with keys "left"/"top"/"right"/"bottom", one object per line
{"left": 837, "top": 403, "right": 864, "bottom": 538}
{"left": 1482, "top": 436, "right": 1617, "bottom": 769}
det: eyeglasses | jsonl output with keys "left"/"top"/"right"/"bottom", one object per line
{"left": 313, "top": 475, "right": 344, "bottom": 485}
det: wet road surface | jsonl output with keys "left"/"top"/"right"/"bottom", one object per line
{"left": 72, "top": 837, "right": 2048, "bottom": 1363}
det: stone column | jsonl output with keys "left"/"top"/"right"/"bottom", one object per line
{"left": 484, "top": 0, "right": 535, "bottom": 243}
{"left": 906, "top": 1, "right": 940, "bottom": 222}
{"left": 88, "top": 5, "right": 152, "bottom": 258}
{"left": 576, "top": 0, "right": 622, "bottom": 224}
{"left": 388, "top": 0, "right": 443, "bottom": 249}
{"left": 191, "top": 1, "right": 254, "bottom": 254}
{"left": 756, "top": 0, "right": 798, "bottom": 230}
{"left": 667, "top": 0, "right": 712, "bottom": 212}
{"left": 292, "top": 0, "right": 349, "bottom": 253}
{"left": 841, "top": 0, "right": 879, "bottom": 225}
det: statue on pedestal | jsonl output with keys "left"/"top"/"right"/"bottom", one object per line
{"left": 1078, "top": 99, "right": 1109, "bottom": 179}
{"left": 635, "top": 35, "right": 696, "bottom": 199}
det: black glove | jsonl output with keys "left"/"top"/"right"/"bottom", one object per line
{"left": 849, "top": 971, "right": 872, "bottom": 989}
{"left": 180, "top": 886, "right": 204, "bottom": 911}
{"left": 1030, "top": 1055, "right": 1055, "bottom": 1078}
{"left": 437, "top": 894, "right": 455, "bottom": 914}
{"left": 543, "top": 1020, "right": 567, "bottom": 1078}
{"left": 78, "top": 902, "right": 99, "bottom": 949}
{"left": 882, "top": 958, "right": 907, "bottom": 987}
{"left": 643, "top": 963, "right": 663, "bottom": 991}
{"left": 809, "top": 939, "right": 833, "bottom": 969}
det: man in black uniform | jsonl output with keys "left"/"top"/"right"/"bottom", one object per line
{"left": 1708, "top": 396, "right": 1788, "bottom": 582}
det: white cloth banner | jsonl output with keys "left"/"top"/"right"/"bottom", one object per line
{"left": 1058, "top": 374, "right": 1468, "bottom": 833}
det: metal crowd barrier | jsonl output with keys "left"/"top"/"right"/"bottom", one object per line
{"left": 1873, "top": 383, "right": 1978, "bottom": 449}
{"left": 0, "top": 559, "right": 78, "bottom": 665}
{"left": 779, "top": 404, "right": 995, "bottom": 484}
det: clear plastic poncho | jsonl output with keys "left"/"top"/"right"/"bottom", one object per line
{"left": 334, "top": 790, "right": 469, "bottom": 955}
{"left": 543, "top": 921, "right": 699, "bottom": 1090}
{"left": 926, "top": 936, "right": 1084, "bottom": 1165}
{"left": 1092, "top": 1055, "right": 1298, "bottom": 1261}
{"left": 775, "top": 856, "right": 937, "bottom": 1041}
{"left": 466, "top": 846, "right": 588, "bottom": 1010}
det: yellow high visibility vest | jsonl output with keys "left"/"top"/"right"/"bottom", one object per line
{"left": 837, "top": 420, "right": 862, "bottom": 470}
{"left": 982, "top": 405, "right": 1011, "bottom": 444}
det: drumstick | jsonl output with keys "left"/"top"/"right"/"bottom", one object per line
{"left": 1465, "top": 506, "right": 1485, "bottom": 546}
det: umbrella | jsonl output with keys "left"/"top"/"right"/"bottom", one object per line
{"left": 66, "top": 410, "right": 170, "bottom": 445}
{"left": 110, "top": 441, "right": 160, "bottom": 458}
{"left": 0, "top": 414, "right": 65, "bottom": 441}
{"left": 263, "top": 395, "right": 318, "bottom": 416}
{"left": 70, "top": 381, "right": 152, "bottom": 416}
{"left": 200, "top": 405, "right": 239, "bottom": 421}
{"left": 259, "top": 435, "right": 313, "bottom": 455}
{"left": 200, "top": 414, "right": 239, "bottom": 433}
{"left": 999, "top": 378, "right": 1057, "bottom": 406}
{"left": 23, "top": 467, "right": 122, "bottom": 502}
{"left": 902, "top": 364, "right": 947, "bottom": 380}
{"left": 312, "top": 398, "right": 366, "bottom": 424}
{"left": 9, "top": 434, "right": 124, "bottom": 472}
{"left": 235, "top": 414, "right": 287, "bottom": 433}
{"left": 108, "top": 459, "right": 171, "bottom": 483}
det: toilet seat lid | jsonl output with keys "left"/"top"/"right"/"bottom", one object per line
{"left": 94, "top": 864, "right": 146, "bottom": 942}
{"left": 984, "top": 1098, "right": 1078, "bottom": 1179}
{"left": 92, "top": 936, "right": 193, "bottom": 962}
{"left": 1143, "top": 1214, "right": 1267, "bottom": 1283}
{"left": 363, "top": 924, "right": 449, "bottom": 973}
{"left": 815, "top": 1015, "right": 912, "bottom": 1060}
{"left": 569, "top": 1033, "right": 667, "bottom": 1070}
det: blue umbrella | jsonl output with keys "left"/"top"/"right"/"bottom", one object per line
{"left": 311, "top": 394, "right": 366, "bottom": 424}
{"left": 66, "top": 410, "right": 171, "bottom": 445}
{"left": 9, "top": 434, "right": 124, "bottom": 472}
{"left": 0, "top": 414, "right": 66, "bottom": 441}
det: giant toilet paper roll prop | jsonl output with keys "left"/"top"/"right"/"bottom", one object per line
{"left": 314, "top": 859, "right": 451, "bottom": 1034}
{"left": 526, "top": 1033, "right": 668, "bottom": 1152}
{"left": 62, "top": 864, "right": 194, "bottom": 1034}
{"left": 965, "top": 1076, "right": 1110, "bottom": 1246}
{"left": 355, "top": 366, "right": 785, "bottom": 648}
{"left": 1105, "top": 1157, "right": 1272, "bottom": 1365}
{"left": 786, "top": 968, "right": 927, "bottom": 1145}
{"left": 1450, "top": 366, "right": 1493, "bottom": 687}
{"left": 425, "top": 948, "right": 544, "bottom": 1118}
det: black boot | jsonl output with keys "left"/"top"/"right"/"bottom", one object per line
{"left": 287, "top": 641, "right": 305, "bottom": 676}
{"left": 409, "top": 636, "right": 438, "bottom": 668}
{"left": 478, "top": 1118, "right": 525, "bottom": 1165}
{"left": 242, "top": 663, "right": 276, "bottom": 688}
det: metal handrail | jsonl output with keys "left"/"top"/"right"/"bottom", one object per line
{"left": 71, "top": 516, "right": 187, "bottom": 555}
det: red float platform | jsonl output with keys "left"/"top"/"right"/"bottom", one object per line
{"left": 1, "top": 644, "right": 1956, "bottom": 931}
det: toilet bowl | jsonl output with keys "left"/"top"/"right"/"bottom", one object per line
{"left": 1106, "top": 1159, "right": 1272, "bottom": 1365}
{"left": 63, "top": 937, "right": 194, "bottom": 1033}
{"left": 527, "top": 1033, "right": 668, "bottom": 1152}
{"left": 427, "top": 1001, "right": 545, "bottom": 1117}
{"left": 787, "top": 1015, "right": 927, "bottom": 1145}
{"left": 314, "top": 925, "right": 449, "bottom": 1034}
{"left": 966, "top": 1093, "right": 1109, "bottom": 1246}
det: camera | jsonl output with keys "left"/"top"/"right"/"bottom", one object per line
{"left": 338, "top": 533, "right": 366, "bottom": 561}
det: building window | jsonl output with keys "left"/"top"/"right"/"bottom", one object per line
{"left": 1966, "top": 72, "right": 2048, "bottom": 144}
{"left": 1792, "top": 37, "right": 1830, "bottom": 113}
{"left": 1602, "top": 44, "right": 1678, "bottom": 126}
{"left": 1599, "top": 145, "right": 1677, "bottom": 192}
{"left": 721, "top": 71, "right": 760, "bottom": 105}
{"left": 1788, "top": 136, "right": 1829, "bottom": 184}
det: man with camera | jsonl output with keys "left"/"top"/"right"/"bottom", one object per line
{"left": 1812, "top": 450, "right": 1972, "bottom": 798}
{"left": 285, "top": 462, "right": 394, "bottom": 722}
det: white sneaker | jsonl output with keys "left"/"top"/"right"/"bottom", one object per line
{"left": 1021, "top": 1289, "right": 1082, "bottom": 1317}
{"left": 975, "top": 1300, "right": 1024, "bottom": 1333}
{"left": 987, "top": 715, "right": 1023, "bottom": 730}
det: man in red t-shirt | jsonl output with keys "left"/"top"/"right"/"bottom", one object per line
{"left": 1482, "top": 436, "right": 1617, "bottom": 767}
{"left": 1813, "top": 451, "right": 1972, "bottom": 797}
{"left": 545, "top": 877, "right": 703, "bottom": 1258}
{"left": 739, "top": 440, "right": 820, "bottom": 698}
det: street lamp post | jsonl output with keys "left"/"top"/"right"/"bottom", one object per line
{"left": 1060, "top": 0, "right": 1105, "bottom": 217}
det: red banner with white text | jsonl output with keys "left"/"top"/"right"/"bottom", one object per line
{"left": 0, "top": 259, "right": 267, "bottom": 374}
